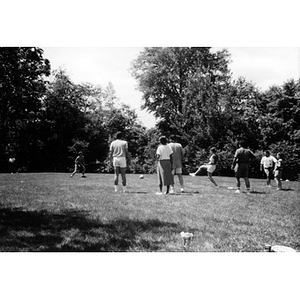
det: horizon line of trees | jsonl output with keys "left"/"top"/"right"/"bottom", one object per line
{"left": 1, "top": 47, "right": 299, "bottom": 180}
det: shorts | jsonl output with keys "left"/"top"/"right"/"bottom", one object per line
{"left": 172, "top": 167, "right": 182, "bottom": 175}
{"left": 274, "top": 169, "right": 282, "bottom": 178}
{"left": 264, "top": 167, "right": 273, "bottom": 177}
{"left": 201, "top": 164, "right": 216, "bottom": 174}
{"left": 113, "top": 156, "right": 127, "bottom": 168}
{"left": 235, "top": 163, "right": 249, "bottom": 178}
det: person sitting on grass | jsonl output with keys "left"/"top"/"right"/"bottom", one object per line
{"left": 70, "top": 151, "right": 86, "bottom": 178}
{"left": 189, "top": 147, "right": 219, "bottom": 187}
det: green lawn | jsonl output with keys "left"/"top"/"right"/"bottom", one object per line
{"left": 0, "top": 173, "right": 299, "bottom": 252}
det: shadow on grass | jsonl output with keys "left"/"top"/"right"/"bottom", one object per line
{"left": 0, "top": 205, "right": 181, "bottom": 252}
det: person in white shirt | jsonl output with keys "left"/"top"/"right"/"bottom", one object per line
{"left": 109, "top": 132, "right": 131, "bottom": 193}
{"left": 156, "top": 136, "right": 174, "bottom": 195}
{"left": 260, "top": 150, "right": 277, "bottom": 187}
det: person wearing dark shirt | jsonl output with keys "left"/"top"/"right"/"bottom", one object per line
{"left": 231, "top": 141, "right": 256, "bottom": 193}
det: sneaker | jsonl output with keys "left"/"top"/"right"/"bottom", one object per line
{"left": 235, "top": 189, "right": 241, "bottom": 194}
{"left": 169, "top": 190, "right": 175, "bottom": 194}
{"left": 189, "top": 173, "right": 196, "bottom": 177}
{"left": 155, "top": 192, "right": 163, "bottom": 195}
{"left": 81, "top": 175, "right": 86, "bottom": 178}
{"left": 267, "top": 185, "right": 272, "bottom": 188}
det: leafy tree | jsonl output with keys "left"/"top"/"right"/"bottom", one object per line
{"left": 0, "top": 47, "right": 50, "bottom": 171}
{"left": 131, "top": 47, "right": 232, "bottom": 149}
{"left": 41, "top": 69, "right": 89, "bottom": 171}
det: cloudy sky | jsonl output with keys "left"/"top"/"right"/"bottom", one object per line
{"left": 43, "top": 47, "right": 300, "bottom": 128}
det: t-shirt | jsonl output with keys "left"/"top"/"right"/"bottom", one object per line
{"left": 156, "top": 144, "right": 173, "bottom": 160}
{"left": 260, "top": 155, "right": 277, "bottom": 168}
{"left": 168, "top": 142, "right": 184, "bottom": 168}
{"left": 274, "top": 159, "right": 283, "bottom": 170}
{"left": 234, "top": 147, "right": 255, "bottom": 163}
{"left": 110, "top": 139, "right": 128, "bottom": 157}
{"left": 208, "top": 154, "right": 218, "bottom": 165}
{"left": 75, "top": 155, "right": 85, "bottom": 165}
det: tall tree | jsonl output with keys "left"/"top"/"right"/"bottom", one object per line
{"left": 0, "top": 47, "right": 50, "bottom": 171}
{"left": 131, "top": 47, "right": 232, "bottom": 147}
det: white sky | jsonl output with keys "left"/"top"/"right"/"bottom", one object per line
{"left": 42, "top": 47, "right": 300, "bottom": 128}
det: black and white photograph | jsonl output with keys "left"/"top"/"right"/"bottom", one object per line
{"left": 1, "top": 1, "right": 299, "bottom": 299}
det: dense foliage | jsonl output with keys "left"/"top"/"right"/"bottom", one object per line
{"left": 0, "top": 47, "right": 299, "bottom": 180}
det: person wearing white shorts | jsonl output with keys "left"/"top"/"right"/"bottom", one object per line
{"left": 109, "top": 132, "right": 131, "bottom": 192}
{"left": 168, "top": 138, "right": 185, "bottom": 193}
{"left": 189, "top": 147, "right": 219, "bottom": 187}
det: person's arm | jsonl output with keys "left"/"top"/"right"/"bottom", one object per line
{"left": 109, "top": 145, "right": 113, "bottom": 165}
{"left": 231, "top": 157, "right": 237, "bottom": 170}
{"left": 125, "top": 147, "right": 131, "bottom": 166}
{"left": 260, "top": 158, "right": 264, "bottom": 171}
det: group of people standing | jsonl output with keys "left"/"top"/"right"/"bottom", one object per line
{"left": 71, "top": 132, "right": 284, "bottom": 194}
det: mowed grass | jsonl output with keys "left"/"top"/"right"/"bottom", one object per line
{"left": 0, "top": 172, "right": 299, "bottom": 252}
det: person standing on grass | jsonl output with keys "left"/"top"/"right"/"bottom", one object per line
{"left": 156, "top": 136, "right": 174, "bottom": 195}
{"left": 70, "top": 151, "right": 86, "bottom": 178}
{"left": 274, "top": 152, "right": 284, "bottom": 190}
{"left": 260, "top": 150, "right": 277, "bottom": 187}
{"left": 109, "top": 131, "right": 131, "bottom": 193}
{"left": 189, "top": 147, "right": 219, "bottom": 187}
{"left": 231, "top": 141, "right": 256, "bottom": 193}
{"left": 168, "top": 137, "right": 185, "bottom": 193}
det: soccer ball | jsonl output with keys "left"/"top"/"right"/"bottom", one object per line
{"left": 139, "top": 174, "right": 144, "bottom": 179}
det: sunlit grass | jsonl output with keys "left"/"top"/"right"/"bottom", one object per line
{"left": 0, "top": 173, "right": 299, "bottom": 252}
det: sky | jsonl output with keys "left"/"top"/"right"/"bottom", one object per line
{"left": 42, "top": 47, "right": 300, "bottom": 128}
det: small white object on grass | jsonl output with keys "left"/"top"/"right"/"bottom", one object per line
{"left": 285, "top": 179, "right": 289, "bottom": 182}
{"left": 139, "top": 174, "right": 144, "bottom": 179}
{"left": 265, "top": 244, "right": 296, "bottom": 252}
{"left": 180, "top": 232, "right": 194, "bottom": 248}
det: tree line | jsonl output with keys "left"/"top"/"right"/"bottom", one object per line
{"left": 1, "top": 47, "right": 299, "bottom": 180}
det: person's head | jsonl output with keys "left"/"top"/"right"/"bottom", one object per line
{"left": 79, "top": 151, "right": 83, "bottom": 156}
{"left": 116, "top": 132, "right": 123, "bottom": 139}
{"left": 265, "top": 150, "right": 270, "bottom": 157}
{"left": 277, "top": 152, "right": 284, "bottom": 159}
{"left": 159, "top": 136, "right": 167, "bottom": 145}
{"left": 238, "top": 140, "right": 247, "bottom": 148}
{"left": 210, "top": 147, "right": 217, "bottom": 154}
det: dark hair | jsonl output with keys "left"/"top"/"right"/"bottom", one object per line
{"left": 159, "top": 136, "right": 167, "bottom": 145}
{"left": 265, "top": 150, "right": 270, "bottom": 156}
{"left": 210, "top": 147, "right": 217, "bottom": 153}
{"left": 116, "top": 132, "right": 123, "bottom": 139}
{"left": 277, "top": 152, "right": 284, "bottom": 159}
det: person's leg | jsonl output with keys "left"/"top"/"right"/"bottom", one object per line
{"left": 244, "top": 177, "right": 250, "bottom": 191}
{"left": 178, "top": 174, "right": 184, "bottom": 192}
{"left": 81, "top": 165, "right": 86, "bottom": 177}
{"left": 207, "top": 172, "right": 218, "bottom": 186}
{"left": 114, "top": 167, "right": 120, "bottom": 192}
{"left": 265, "top": 168, "right": 270, "bottom": 186}
{"left": 166, "top": 185, "right": 170, "bottom": 194}
{"left": 71, "top": 164, "right": 78, "bottom": 177}
{"left": 120, "top": 167, "right": 127, "bottom": 192}
{"left": 275, "top": 171, "right": 282, "bottom": 190}
{"left": 235, "top": 176, "right": 241, "bottom": 193}
{"left": 190, "top": 165, "right": 205, "bottom": 176}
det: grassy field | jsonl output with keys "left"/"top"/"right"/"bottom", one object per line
{"left": 0, "top": 172, "right": 299, "bottom": 252}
